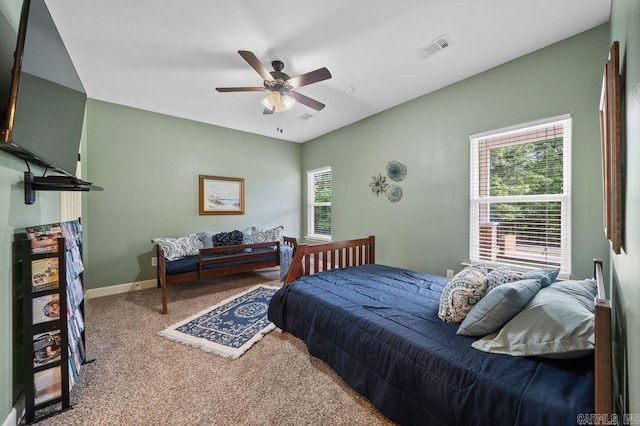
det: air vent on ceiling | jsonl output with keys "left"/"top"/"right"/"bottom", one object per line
{"left": 412, "top": 34, "right": 452, "bottom": 60}
{"left": 298, "top": 113, "right": 314, "bottom": 121}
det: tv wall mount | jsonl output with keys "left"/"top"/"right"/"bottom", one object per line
{"left": 23, "top": 171, "right": 103, "bottom": 205}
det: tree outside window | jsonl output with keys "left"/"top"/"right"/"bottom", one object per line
{"left": 308, "top": 167, "right": 331, "bottom": 239}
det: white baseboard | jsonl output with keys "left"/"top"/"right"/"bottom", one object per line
{"left": 85, "top": 279, "right": 157, "bottom": 299}
{"left": 1, "top": 408, "right": 16, "bottom": 426}
{"left": 2, "top": 393, "right": 23, "bottom": 426}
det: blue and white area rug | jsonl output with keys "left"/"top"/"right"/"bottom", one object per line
{"left": 158, "top": 285, "right": 280, "bottom": 359}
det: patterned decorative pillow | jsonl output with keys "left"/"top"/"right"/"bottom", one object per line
{"left": 153, "top": 233, "right": 203, "bottom": 261}
{"left": 212, "top": 230, "right": 244, "bottom": 255}
{"left": 243, "top": 225, "right": 284, "bottom": 244}
{"left": 181, "top": 233, "right": 204, "bottom": 256}
{"left": 486, "top": 266, "right": 522, "bottom": 292}
{"left": 438, "top": 264, "right": 489, "bottom": 323}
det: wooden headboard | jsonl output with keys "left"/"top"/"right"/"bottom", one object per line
{"left": 283, "top": 236, "right": 375, "bottom": 284}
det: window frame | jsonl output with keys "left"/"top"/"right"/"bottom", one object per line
{"left": 306, "top": 166, "right": 332, "bottom": 241}
{"left": 469, "top": 114, "right": 572, "bottom": 277}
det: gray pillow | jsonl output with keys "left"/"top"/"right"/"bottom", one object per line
{"left": 438, "top": 263, "right": 488, "bottom": 323}
{"left": 457, "top": 278, "right": 541, "bottom": 337}
{"left": 471, "top": 278, "right": 597, "bottom": 359}
{"left": 199, "top": 231, "right": 219, "bottom": 248}
{"left": 522, "top": 267, "right": 560, "bottom": 287}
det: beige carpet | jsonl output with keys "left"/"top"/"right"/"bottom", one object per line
{"left": 36, "top": 268, "right": 392, "bottom": 425}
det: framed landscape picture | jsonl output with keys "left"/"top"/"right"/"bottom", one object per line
{"left": 599, "top": 41, "right": 623, "bottom": 254}
{"left": 199, "top": 175, "right": 245, "bottom": 215}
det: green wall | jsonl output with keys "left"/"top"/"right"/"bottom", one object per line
{"left": 1, "top": 14, "right": 628, "bottom": 424}
{"left": 1, "top": 1, "right": 64, "bottom": 420}
{"left": 610, "top": 0, "right": 640, "bottom": 414}
{"left": 84, "top": 100, "right": 302, "bottom": 289}
{"left": 0, "top": 155, "right": 61, "bottom": 422}
{"left": 302, "top": 25, "right": 610, "bottom": 282}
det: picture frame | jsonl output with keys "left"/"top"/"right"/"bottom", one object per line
{"left": 199, "top": 175, "right": 245, "bottom": 215}
{"left": 599, "top": 41, "right": 623, "bottom": 254}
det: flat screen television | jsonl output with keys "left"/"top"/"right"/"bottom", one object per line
{"left": 0, "top": 0, "right": 86, "bottom": 177}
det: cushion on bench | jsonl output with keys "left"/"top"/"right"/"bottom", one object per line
{"left": 164, "top": 246, "right": 293, "bottom": 281}
{"left": 201, "top": 247, "right": 278, "bottom": 270}
{"left": 165, "top": 255, "right": 200, "bottom": 275}
{"left": 165, "top": 247, "right": 281, "bottom": 276}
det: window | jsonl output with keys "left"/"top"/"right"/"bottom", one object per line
{"left": 470, "top": 115, "right": 572, "bottom": 277}
{"left": 307, "top": 167, "right": 332, "bottom": 239}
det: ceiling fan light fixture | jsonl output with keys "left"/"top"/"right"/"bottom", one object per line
{"left": 261, "top": 91, "right": 296, "bottom": 112}
{"left": 281, "top": 94, "right": 296, "bottom": 110}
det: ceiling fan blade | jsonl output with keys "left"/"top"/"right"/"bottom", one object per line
{"left": 215, "top": 87, "right": 265, "bottom": 92}
{"left": 289, "top": 91, "right": 326, "bottom": 111}
{"left": 263, "top": 107, "right": 275, "bottom": 115}
{"left": 238, "top": 50, "right": 274, "bottom": 82}
{"left": 287, "top": 67, "right": 332, "bottom": 88}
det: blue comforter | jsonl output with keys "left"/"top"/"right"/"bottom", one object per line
{"left": 268, "top": 264, "right": 593, "bottom": 426}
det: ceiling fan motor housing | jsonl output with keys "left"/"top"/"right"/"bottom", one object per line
{"left": 265, "top": 79, "right": 292, "bottom": 94}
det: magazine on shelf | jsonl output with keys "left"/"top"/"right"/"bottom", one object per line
{"left": 66, "top": 277, "right": 84, "bottom": 310}
{"left": 65, "top": 245, "right": 84, "bottom": 282}
{"left": 31, "top": 258, "right": 59, "bottom": 292}
{"left": 33, "top": 330, "right": 62, "bottom": 368}
{"left": 32, "top": 294, "right": 60, "bottom": 325}
{"left": 26, "top": 223, "right": 63, "bottom": 254}
{"left": 33, "top": 366, "right": 62, "bottom": 405}
{"left": 26, "top": 220, "right": 82, "bottom": 254}
{"left": 60, "top": 220, "right": 82, "bottom": 250}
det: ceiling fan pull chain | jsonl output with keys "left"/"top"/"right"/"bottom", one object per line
{"left": 277, "top": 115, "right": 283, "bottom": 133}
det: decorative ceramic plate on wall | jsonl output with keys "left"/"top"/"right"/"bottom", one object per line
{"left": 386, "top": 161, "right": 407, "bottom": 182}
{"left": 386, "top": 185, "right": 402, "bottom": 202}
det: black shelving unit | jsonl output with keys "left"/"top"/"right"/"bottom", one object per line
{"left": 20, "top": 221, "right": 87, "bottom": 424}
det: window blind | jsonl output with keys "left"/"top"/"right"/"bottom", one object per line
{"left": 470, "top": 116, "right": 572, "bottom": 277}
{"left": 307, "top": 167, "right": 332, "bottom": 238}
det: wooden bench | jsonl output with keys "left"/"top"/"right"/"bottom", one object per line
{"left": 157, "top": 236, "right": 297, "bottom": 314}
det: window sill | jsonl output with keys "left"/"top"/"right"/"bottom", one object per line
{"left": 463, "top": 261, "right": 570, "bottom": 280}
{"left": 304, "top": 235, "right": 332, "bottom": 243}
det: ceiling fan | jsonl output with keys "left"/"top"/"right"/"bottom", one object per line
{"left": 216, "top": 50, "right": 332, "bottom": 114}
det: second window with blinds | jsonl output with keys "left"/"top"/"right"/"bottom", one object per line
{"left": 307, "top": 167, "right": 332, "bottom": 240}
{"left": 469, "top": 115, "right": 572, "bottom": 278}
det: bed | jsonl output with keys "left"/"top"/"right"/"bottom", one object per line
{"left": 267, "top": 236, "right": 612, "bottom": 425}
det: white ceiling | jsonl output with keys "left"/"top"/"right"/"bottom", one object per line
{"left": 45, "top": 0, "right": 610, "bottom": 143}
